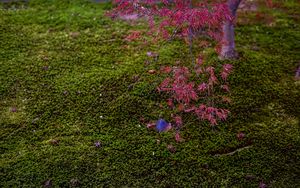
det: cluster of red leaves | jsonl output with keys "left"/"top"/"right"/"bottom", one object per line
{"left": 158, "top": 60, "right": 233, "bottom": 126}
{"left": 109, "top": 0, "right": 232, "bottom": 42}
{"left": 125, "top": 30, "right": 142, "bottom": 41}
{"left": 109, "top": 1, "right": 234, "bottom": 141}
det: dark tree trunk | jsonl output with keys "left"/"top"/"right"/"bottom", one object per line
{"left": 220, "top": 0, "right": 242, "bottom": 60}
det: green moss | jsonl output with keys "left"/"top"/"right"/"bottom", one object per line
{"left": 0, "top": 0, "right": 299, "bottom": 187}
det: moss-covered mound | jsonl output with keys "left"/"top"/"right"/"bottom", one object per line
{"left": 0, "top": 0, "right": 299, "bottom": 187}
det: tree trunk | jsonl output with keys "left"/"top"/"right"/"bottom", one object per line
{"left": 220, "top": 0, "right": 242, "bottom": 60}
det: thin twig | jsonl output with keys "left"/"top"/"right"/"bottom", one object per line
{"left": 214, "top": 145, "right": 253, "bottom": 157}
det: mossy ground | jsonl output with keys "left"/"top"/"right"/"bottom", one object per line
{"left": 0, "top": 0, "right": 299, "bottom": 187}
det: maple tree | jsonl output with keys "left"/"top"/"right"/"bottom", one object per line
{"left": 109, "top": 0, "right": 242, "bottom": 59}
{"left": 108, "top": 0, "right": 237, "bottom": 139}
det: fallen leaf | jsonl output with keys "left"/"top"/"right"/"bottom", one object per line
{"left": 43, "top": 179, "right": 52, "bottom": 188}
{"left": 49, "top": 139, "right": 59, "bottom": 146}
{"left": 148, "top": 69, "right": 156, "bottom": 74}
{"left": 167, "top": 144, "right": 176, "bottom": 153}
{"left": 156, "top": 119, "right": 172, "bottom": 133}
{"left": 94, "top": 141, "right": 101, "bottom": 148}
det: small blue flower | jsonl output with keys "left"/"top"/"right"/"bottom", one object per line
{"left": 156, "top": 119, "right": 171, "bottom": 133}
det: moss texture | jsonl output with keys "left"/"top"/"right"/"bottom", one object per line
{"left": 0, "top": 0, "right": 299, "bottom": 187}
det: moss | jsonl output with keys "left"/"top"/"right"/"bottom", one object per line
{"left": 0, "top": 0, "right": 299, "bottom": 187}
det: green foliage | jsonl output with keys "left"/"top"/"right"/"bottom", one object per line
{"left": 0, "top": 0, "right": 299, "bottom": 187}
